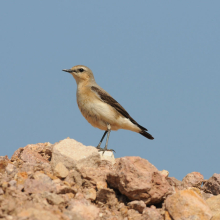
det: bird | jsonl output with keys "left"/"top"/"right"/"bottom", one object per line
{"left": 62, "top": 65, "right": 154, "bottom": 152}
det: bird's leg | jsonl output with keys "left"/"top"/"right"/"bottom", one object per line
{"left": 104, "top": 128, "right": 111, "bottom": 150}
{"left": 99, "top": 124, "right": 115, "bottom": 153}
{"left": 96, "top": 131, "right": 108, "bottom": 149}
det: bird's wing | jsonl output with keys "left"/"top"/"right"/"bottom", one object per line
{"left": 91, "top": 86, "right": 148, "bottom": 131}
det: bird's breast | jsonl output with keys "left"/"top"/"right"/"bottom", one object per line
{"left": 76, "top": 88, "right": 116, "bottom": 130}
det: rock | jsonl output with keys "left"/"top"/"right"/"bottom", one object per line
{"left": 0, "top": 196, "right": 17, "bottom": 215}
{"left": 127, "top": 200, "right": 146, "bottom": 213}
{"left": 63, "top": 210, "right": 85, "bottom": 220}
{"left": 165, "top": 189, "right": 212, "bottom": 220}
{"left": 33, "top": 171, "right": 52, "bottom": 183}
{"left": 143, "top": 206, "right": 164, "bottom": 220}
{"left": 5, "top": 163, "right": 16, "bottom": 175}
{"left": 167, "top": 177, "right": 183, "bottom": 191}
{"left": 0, "top": 156, "right": 9, "bottom": 161}
{"left": 96, "top": 181, "right": 107, "bottom": 190}
{"left": 31, "top": 193, "right": 48, "bottom": 206}
{"left": 127, "top": 209, "right": 142, "bottom": 219}
{"left": 0, "top": 190, "right": 29, "bottom": 216}
{"left": 20, "top": 147, "right": 49, "bottom": 164}
{"left": 96, "top": 188, "right": 118, "bottom": 207}
{"left": 65, "top": 169, "right": 82, "bottom": 186}
{"left": 52, "top": 178, "right": 61, "bottom": 184}
{"left": 80, "top": 166, "right": 110, "bottom": 189}
{"left": 67, "top": 199, "right": 100, "bottom": 220}
{"left": 159, "top": 170, "right": 169, "bottom": 178}
{"left": 26, "top": 142, "right": 52, "bottom": 159}
{"left": 107, "top": 156, "right": 172, "bottom": 204}
{"left": 0, "top": 188, "right": 4, "bottom": 195}
{"left": 53, "top": 162, "right": 69, "bottom": 179}
{"left": 201, "top": 192, "right": 213, "bottom": 200}
{"left": 119, "top": 206, "right": 129, "bottom": 218}
{"left": 8, "top": 180, "right": 17, "bottom": 187}
{"left": 0, "top": 157, "right": 9, "bottom": 173}
{"left": 11, "top": 143, "right": 52, "bottom": 167}
{"left": 189, "top": 187, "right": 203, "bottom": 198}
{"left": 182, "top": 172, "right": 204, "bottom": 188}
{"left": 1, "top": 181, "right": 8, "bottom": 190}
{"left": 24, "top": 176, "right": 56, "bottom": 194}
{"left": 99, "top": 151, "right": 116, "bottom": 164}
{"left": 4, "top": 138, "right": 220, "bottom": 220}
{"left": 17, "top": 207, "right": 60, "bottom": 220}
{"left": 212, "top": 212, "right": 220, "bottom": 220}
{"left": 83, "top": 188, "right": 96, "bottom": 201}
{"left": 43, "top": 192, "right": 64, "bottom": 205}
{"left": 75, "top": 192, "right": 85, "bottom": 200}
{"left": 206, "top": 194, "right": 220, "bottom": 215}
{"left": 10, "top": 148, "right": 23, "bottom": 162}
{"left": 18, "top": 163, "right": 35, "bottom": 174}
{"left": 56, "top": 185, "right": 77, "bottom": 194}
{"left": 203, "top": 173, "right": 220, "bottom": 195}
{"left": 164, "top": 211, "right": 172, "bottom": 220}
{"left": 51, "top": 138, "right": 101, "bottom": 170}
{"left": 15, "top": 172, "right": 28, "bottom": 185}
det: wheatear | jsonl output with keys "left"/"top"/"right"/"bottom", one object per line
{"left": 63, "top": 65, "right": 154, "bottom": 152}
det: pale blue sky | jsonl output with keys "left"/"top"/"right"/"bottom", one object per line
{"left": 1, "top": 1, "right": 219, "bottom": 180}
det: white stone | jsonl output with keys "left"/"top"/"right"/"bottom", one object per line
{"left": 99, "top": 151, "right": 116, "bottom": 164}
{"left": 51, "top": 138, "right": 101, "bottom": 170}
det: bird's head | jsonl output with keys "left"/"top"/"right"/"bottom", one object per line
{"left": 62, "top": 65, "right": 95, "bottom": 84}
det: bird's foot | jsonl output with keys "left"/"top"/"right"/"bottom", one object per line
{"left": 96, "top": 145, "right": 101, "bottom": 150}
{"left": 98, "top": 148, "right": 115, "bottom": 154}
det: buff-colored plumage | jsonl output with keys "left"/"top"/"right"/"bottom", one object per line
{"left": 63, "top": 65, "right": 154, "bottom": 151}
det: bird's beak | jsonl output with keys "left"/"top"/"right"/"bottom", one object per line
{"left": 62, "top": 69, "right": 73, "bottom": 73}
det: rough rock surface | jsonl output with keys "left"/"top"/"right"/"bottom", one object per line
{"left": 54, "top": 162, "right": 69, "bottom": 179}
{"left": 182, "top": 171, "right": 204, "bottom": 188}
{"left": 51, "top": 138, "right": 101, "bottom": 170}
{"left": 107, "top": 157, "right": 173, "bottom": 204}
{"left": 143, "top": 206, "right": 164, "bottom": 220}
{"left": 206, "top": 194, "right": 220, "bottom": 216}
{"left": 99, "top": 151, "right": 116, "bottom": 165}
{"left": 165, "top": 189, "right": 212, "bottom": 220}
{"left": 202, "top": 173, "right": 220, "bottom": 195}
{"left": 0, "top": 138, "right": 219, "bottom": 219}
{"left": 127, "top": 200, "right": 146, "bottom": 213}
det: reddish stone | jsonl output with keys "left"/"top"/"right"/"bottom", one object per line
{"left": 182, "top": 172, "right": 204, "bottom": 188}
{"left": 20, "top": 148, "right": 49, "bottom": 164}
{"left": 107, "top": 157, "right": 172, "bottom": 204}
{"left": 142, "top": 206, "right": 163, "bottom": 220}
{"left": 24, "top": 179, "right": 55, "bottom": 194}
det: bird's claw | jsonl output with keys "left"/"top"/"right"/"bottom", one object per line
{"left": 98, "top": 148, "right": 115, "bottom": 154}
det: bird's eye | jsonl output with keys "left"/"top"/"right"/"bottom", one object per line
{"left": 79, "top": 68, "right": 84, "bottom": 72}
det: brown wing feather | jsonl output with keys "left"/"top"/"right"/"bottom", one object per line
{"left": 91, "top": 86, "right": 148, "bottom": 131}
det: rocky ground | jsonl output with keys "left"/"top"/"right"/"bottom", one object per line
{"left": 0, "top": 138, "right": 220, "bottom": 220}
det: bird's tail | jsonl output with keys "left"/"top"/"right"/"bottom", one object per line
{"left": 140, "top": 130, "right": 154, "bottom": 140}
